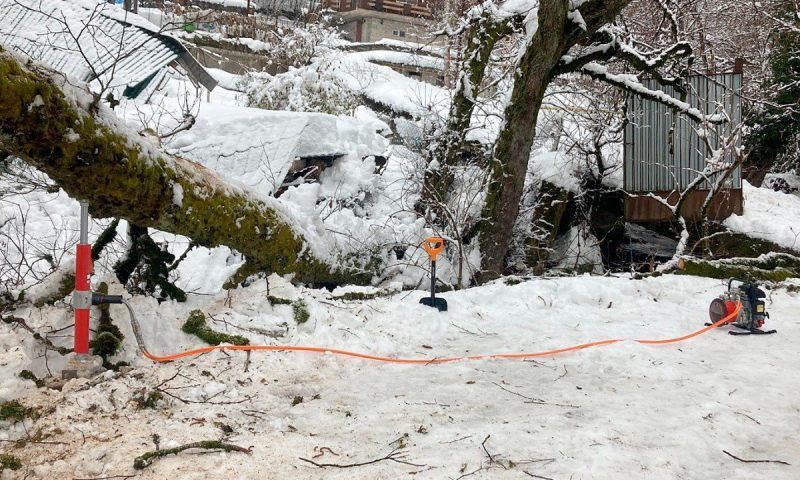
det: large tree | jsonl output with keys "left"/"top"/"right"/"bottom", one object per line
{"left": 0, "top": 49, "right": 368, "bottom": 285}
{"left": 423, "top": 0, "right": 728, "bottom": 281}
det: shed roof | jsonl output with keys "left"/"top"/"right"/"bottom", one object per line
{"left": 0, "top": 0, "right": 216, "bottom": 95}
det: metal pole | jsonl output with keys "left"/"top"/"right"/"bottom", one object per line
{"left": 430, "top": 260, "right": 436, "bottom": 301}
{"left": 79, "top": 200, "right": 89, "bottom": 244}
{"left": 73, "top": 201, "right": 92, "bottom": 355}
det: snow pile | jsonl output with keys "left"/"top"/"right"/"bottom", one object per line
{"left": 724, "top": 181, "right": 800, "bottom": 251}
{"left": 335, "top": 53, "right": 450, "bottom": 118}
{"left": 347, "top": 50, "right": 445, "bottom": 70}
{"left": 240, "top": 60, "right": 359, "bottom": 115}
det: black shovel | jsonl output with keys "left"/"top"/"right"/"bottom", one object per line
{"left": 419, "top": 236, "right": 447, "bottom": 312}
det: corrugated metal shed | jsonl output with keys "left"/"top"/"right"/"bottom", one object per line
{"left": 624, "top": 72, "right": 743, "bottom": 192}
{"left": 0, "top": 0, "right": 216, "bottom": 96}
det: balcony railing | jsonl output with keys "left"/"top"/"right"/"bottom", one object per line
{"left": 323, "top": 0, "right": 433, "bottom": 19}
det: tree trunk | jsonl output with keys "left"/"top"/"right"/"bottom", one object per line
{"left": 676, "top": 253, "right": 800, "bottom": 282}
{"left": 0, "top": 51, "right": 368, "bottom": 285}
{"left": 420, "top": 11, "right": 510, "bottom": 217}
{"left": 525, "top": 181, "right": 570, "bottom": 274}
{"left": 477, "top": 0, "right": 570, "bottom": 281}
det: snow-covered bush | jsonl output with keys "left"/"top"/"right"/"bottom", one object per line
{"left": 239, "top": 59, "right": 359, "bottom": 115}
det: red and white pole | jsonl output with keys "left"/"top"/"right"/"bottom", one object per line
{"left": 73, "top": 200, "right": 92, "bottom": 355}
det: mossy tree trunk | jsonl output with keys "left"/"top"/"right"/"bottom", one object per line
{"left": 0, "top": 51, "right": 368, "bottom": 285}
{"left": 525, "top": 181, "right": 570, "bottom": 274}
{"left": 677, "top": 253, "right": 800, "bottom": 282}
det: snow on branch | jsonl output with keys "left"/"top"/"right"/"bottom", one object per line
{"left": 577, "top": 62, "right": 726, "bottom": 124}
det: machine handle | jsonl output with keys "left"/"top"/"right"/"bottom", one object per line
{"left": 92, "top": 293, "right": 124, "bottom": 305}
{"left": 422, "top": 236, "right": 445, "bottom": 261}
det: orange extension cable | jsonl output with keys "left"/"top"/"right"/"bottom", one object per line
{"left": 134, "top": 302, "right": 742, "bottom": 364}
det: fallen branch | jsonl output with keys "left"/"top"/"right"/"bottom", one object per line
{"left": 481, "top": 435, "right": 503, "bottom": 468}
{"left": 523, "top": 472, "right": 554, "bottom": 480}
{"left": 133, "top": 441, "right": 252, "bottom": 470}
{"left": 722, "top": 450, "right": 790, "bottom": 466}
{"left": 492, "top": 382, "right": 580, "bottom": 408}
{"left": 73, "top": 475, "right": 136, "bottom": 480}
{"left": 299, "top": 447, "right": 423, "bottom": 468}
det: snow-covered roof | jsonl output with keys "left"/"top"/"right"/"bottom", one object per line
{"left": 0, "top": 0, "right": 216, "bottom": 95}
{"left": 165, "top": 104, "right": 389, "bottom": 197}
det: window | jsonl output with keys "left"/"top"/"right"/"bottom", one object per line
{"left": 391, "top": 29, "right": 406, "bottom": 37}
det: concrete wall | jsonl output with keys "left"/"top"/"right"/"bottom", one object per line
{"left": 186, "top": 44, "right": 277, "bottom": 75}
{"left": 338, "top": 10, "right": 431, "bottom": 44}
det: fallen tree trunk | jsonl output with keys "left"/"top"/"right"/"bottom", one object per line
{"left": 676, "top": 253, "right": 800, "bottom": 282}
{"left": 0, "top": 50, "right": 368, "bottom": 285}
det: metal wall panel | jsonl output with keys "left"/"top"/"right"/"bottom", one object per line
{"left": 624, "top": 72, "right": 743, "bottom": 192}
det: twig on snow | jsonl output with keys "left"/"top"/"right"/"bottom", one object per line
{"left": 492, "top": 382, "right": 580, "bottom": 408}
{"left": 299, "top": 447, "right": 424, "bottom": 468}
{"left": 440, "top": 435, "right": 473, "bottom": 444}
{"left": 523, "top": 472, "right": 554, "bottom": 480}
{"left": 133, "top": 441, "right": 252, "bottom": 469}
{"left": 722, "top": 450, "right": 790, "bottom": 466}
{"left": 481, "top": 435, "right": 503, "bottom": 468}
{"left": 73, "top": 475, "right": 136, "bottom": 480}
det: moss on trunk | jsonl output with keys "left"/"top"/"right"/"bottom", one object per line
{"left": 525, "top": 181, "right": 570, "bottom": 274}
{"left": 677, "top": 253, "right": 800, "bottom": 281}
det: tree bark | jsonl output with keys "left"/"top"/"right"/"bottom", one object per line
{"left": 0, "top": 51, "right": 367, "bottom": 285}
{"left": 477, "top": 0, "right": 571, "bottom": 280}
{"left": 525, "top": 181, "right": 570, "bottom": 274}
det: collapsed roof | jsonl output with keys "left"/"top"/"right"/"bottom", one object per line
{"left": 0, "top": 0, "right": 216, "bottom": 97}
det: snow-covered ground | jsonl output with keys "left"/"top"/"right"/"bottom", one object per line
{"left": 725, "top": 181, "right": 800, "bottom": 251}
{"left": 2, "top": 274, "right": 799, "bottom": 479}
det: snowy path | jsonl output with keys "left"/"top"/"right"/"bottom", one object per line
{"left": 2, "top": 275, "right": 799, "bottom": 479}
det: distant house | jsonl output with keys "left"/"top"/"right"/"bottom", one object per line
{"left": 323, "top": 0, "right": 434, "bottom": 44}
{"left": 0, "top": 0, "right": 217, "bottom": 98}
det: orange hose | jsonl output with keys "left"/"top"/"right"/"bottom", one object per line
{"left": 141, "top": 302, "right": 741, "bottom": 364}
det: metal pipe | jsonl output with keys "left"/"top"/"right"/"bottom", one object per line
{"left": 79, "top": 200, "right": 89, "bottom": 244}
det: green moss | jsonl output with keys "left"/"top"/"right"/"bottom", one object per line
{"left": 0, "top": 454, "right": 22, "bottom": 472}
{"left": 91, "top": 219, "right": 119, "bottom": 261}
{"left": 678, "top": 257, "right": 798, "bottom": 282}
{"left": 91, "top": 332, "right": 123, "bottom": 358}
{"left": 292, "top": 300, "right": 310, "bottom": 324}
{"left": 291, "top": 395, "right": 304, "bottom": 406}
{"left": 223, "top": 261, "right": 268, "bottom": 289}
{"left": 18, "top": 370, "right": 45, "bottom": 388}
{"left": 181, "top": 310, "right": 249, "bottom": 346}
{"left": 268, "top": 295, "right": 293, "bottom": 305}
{"left": 90, "top": 282, "right": 125, "bottom": 367}
{"left": 0, "top": 400, "right": 33, "bottom": 422}
{"left": 135, "top": 391, "right": 163, "bottom": 410}
{"left": 33, "top": 273, "right": 74, "bottom": 308}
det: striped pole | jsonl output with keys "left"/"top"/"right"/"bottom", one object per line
{"left": 73, "top": 201, "right": 92, "bottom": 354}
